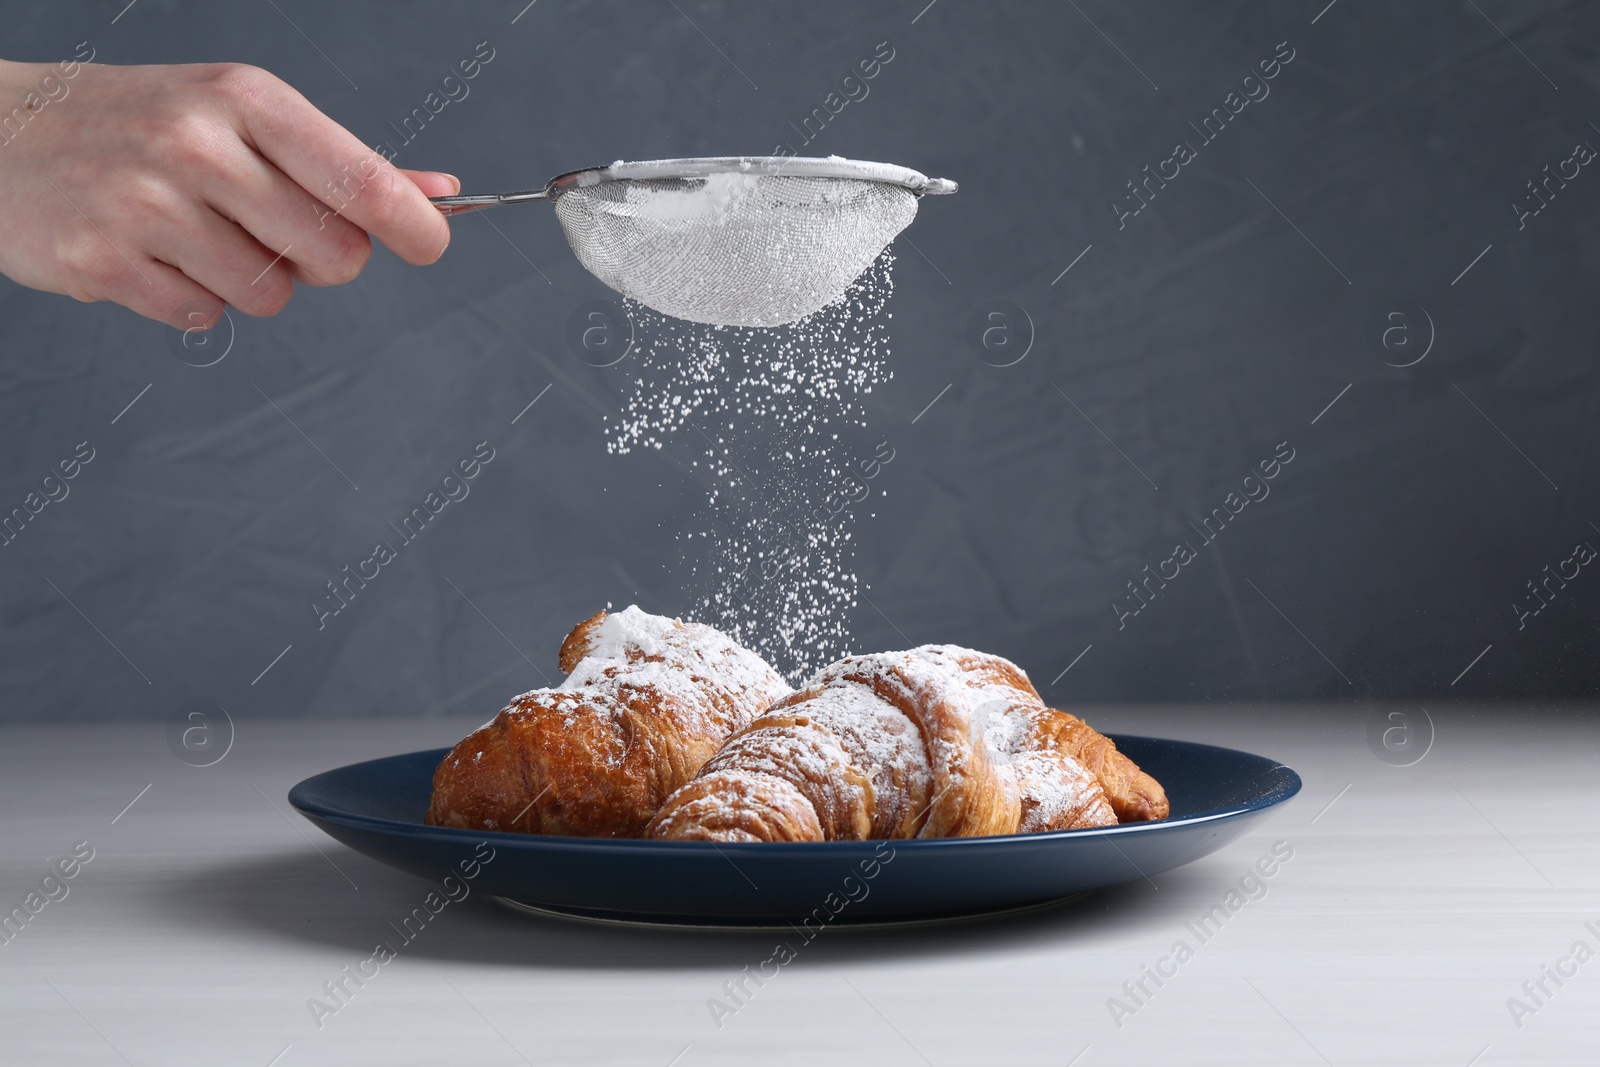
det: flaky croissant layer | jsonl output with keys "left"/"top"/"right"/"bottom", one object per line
{"left": 426, "top": 607, "right": 792, "bottom": 838}
{"left": 647, "top": 645, "right": 1169, "bottom": 843}
{"left": 427, "top": 608, "right": 1169, "bottom": 842}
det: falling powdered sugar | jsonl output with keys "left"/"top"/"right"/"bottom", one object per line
{"left": 603, "top": 254, "right": 898, "bottom": 682}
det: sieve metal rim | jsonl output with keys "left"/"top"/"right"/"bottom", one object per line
{"left": 430, "top": 156, "right": 957, "bottom": 214}
{"left": 555, "top": 156, "right": 958, "bottom": 196}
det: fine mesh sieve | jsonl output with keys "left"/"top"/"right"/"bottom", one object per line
{"left": 430, "top": 157, "right": 957, "bottom": 328}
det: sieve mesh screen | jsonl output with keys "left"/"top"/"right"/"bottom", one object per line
{"left": 552, "top": 173, "right": 918, "bottom": 328}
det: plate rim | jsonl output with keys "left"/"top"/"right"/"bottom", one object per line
{"left": 492, "top": 892, "right": 1094, "bottom": 930}
{"left": 287, "top": 733, "right": 1302, "bottom": 852}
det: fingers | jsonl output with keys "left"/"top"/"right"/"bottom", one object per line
{"left": 201, "top": 141, "right": 374, "bottom": 289}
{"left": 8, "top": 63, "right": 464, "bottom": 330}
{"left": 202, "top": 153, "right": 460, "bottom": 288}
{"left": 147, "top": 199, "right": 295, "bottom": 318}
{"left": 74, "top": 247, "right": 224, "bottom": 332}
{"left": 221, "top": 67, "right": 452, "bottom": 265}
{"left": 400, "top": 169, "right": 462, "bottom": 198}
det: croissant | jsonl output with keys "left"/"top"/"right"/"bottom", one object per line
{"left": 912, "top": 645, "right": 1166, "bottom": 824}
{"left": 647, "top": 644, "right": 1164, "bottom": 842}
{"left": 1036, "top": 709, "right": 1169, "bottom": 822}
{"left": 426, "top": 606, "right": 792, "bottom": 838}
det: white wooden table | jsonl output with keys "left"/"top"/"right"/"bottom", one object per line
{"left": 2, "top": 705, "right": 1595, "bottom": 1066}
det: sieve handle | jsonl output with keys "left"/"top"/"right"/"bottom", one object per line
{"left": 429, "top": 189, "right": 550, "bottom": 216}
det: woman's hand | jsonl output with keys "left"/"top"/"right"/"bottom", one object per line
{"left": 0, "top": 56, "right": 457, "bottom": 329}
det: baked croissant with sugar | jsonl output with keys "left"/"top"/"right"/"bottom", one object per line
{"left": 646, "top": 645, "right": 1168, "bottom": 843}
{"left": 426, "top": 606, "right": 792, "bottom": 838}
{"left": 1036, "top": 709, "right": 1169, "bottom": 822}
{"left": 910, "top": 644, "right": 1168, "bottom": 823}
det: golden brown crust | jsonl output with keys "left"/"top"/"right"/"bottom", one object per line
{"left": 1006, "top": 707, "right": 1117, "bottom": 831}
{"left": 645, "top": 712, "right": 874, "bottom": 842}
{"left": 426, "top": 607, "right": 791, "bottom": 838}
{"left": 557, "top": 610, "right": 606, "bottom": 676}
{"left": 1042, "top": 709, "right": 1170, "bottom": 821}
{"left": 641, "top": 774, "right": 826, "bottom": 843}
{"left": 912, "top": 644, "right": 1164, "bottom": 823}
{"left": 762, "top": 685, "right": 932, "bottom": 838}
{"left": 908, "top": 648, "right": 1116, "bottom": 832}
{"left": 649, "top": 646, "right": 1134, "bottom": 842}
{"left": 836, "top": 656, "right": 1020, "bottom": 838}
{"left": 429, "top": 610, "right": 1165, "bottom": 841}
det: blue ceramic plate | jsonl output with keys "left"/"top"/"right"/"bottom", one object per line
{"left": 289, "top": 735, "right": 1299, "bottom": 927}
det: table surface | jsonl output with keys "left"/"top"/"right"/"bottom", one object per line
{"left": 2, "top": 705, "right": 1596, "bottom": 1067}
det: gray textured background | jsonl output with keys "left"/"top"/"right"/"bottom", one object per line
{"left": 2, "top": 0, "right": 1596, "bottom": 721}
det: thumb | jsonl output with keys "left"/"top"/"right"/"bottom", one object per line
{"left": 399, "top": 169, "right": 461, "bottom": 198}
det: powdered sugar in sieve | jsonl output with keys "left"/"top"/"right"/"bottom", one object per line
{"left": 431, "top": 157, "right": 957, "bottom": 327}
